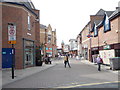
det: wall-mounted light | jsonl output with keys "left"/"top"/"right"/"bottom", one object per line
{"left": 103, "top": 41, "right": 107, "bottom": 45}
{"left": 116, "top": 30, "right": 118, "bottom": 33}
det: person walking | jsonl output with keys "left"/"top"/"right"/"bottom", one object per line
{"left": 96, "top": 55, "right": 103, "bottom": 71}
{"left": 64, "top": 55, "right": 71, "bottom": 68}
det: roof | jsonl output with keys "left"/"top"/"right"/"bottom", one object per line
{"left": 2, "top": 0, "right": 38, "bottom": 16}
{"left": 69, "top": 39, "right": 77, "bottom": 42}
{"left": 40, "top": 24, "right": 47, "bottom": 29}
{"left": 94, "top": 20, "right": 103, "bottom": 26}
{"left": 96, "top": 9, "right": 114, "bottom": 17}
{"left": 109, "top": 7, "right": 120, "bottom": 20}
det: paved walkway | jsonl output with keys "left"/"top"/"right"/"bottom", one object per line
{"left": 1, "top": 58, "right": 119, "bottom": 88}
{"left": 2, "top": 62, "right": 56, "bottom": 87}
{"left": 80, "top": 59, "right": 119, "bottom": 74}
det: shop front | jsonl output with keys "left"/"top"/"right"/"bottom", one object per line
{"left": 46, "top": 47, "right": 52, "bottom": 57}
{"left": 91, "top": 47, "right": 99, "bottom": 63}
{"left": 99, "top": 44, "right": 120, "bottom": 65}
{"left": 23, "top": 39, "right": 35, "bottom": 68}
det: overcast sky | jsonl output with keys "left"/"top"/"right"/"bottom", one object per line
{"left": 32, "top": 0, "right": 119, "bottom": 48}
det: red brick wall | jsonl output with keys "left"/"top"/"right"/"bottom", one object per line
{"left": 0, "top": 3, "right": 2, "bottom": 69}
{"left": 33, "top": 9, "right": 40, "bottom": 47}
{"left": 2, "top": 4, "right": 23, "bottom": 69}
{"left": 98, "top": 17, "right": 119, "bottom": 47}
{"left": 2, "top": 3, "right": 39, "bottom": 69}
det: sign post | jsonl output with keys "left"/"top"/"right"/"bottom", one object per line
{"left": 8, "top": 23, "right": 16, "bottom": 79}
{"left": 87, "top": 33, "right": 93, "bottom": 62}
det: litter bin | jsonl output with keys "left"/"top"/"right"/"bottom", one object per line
{"left": 109, "top": 57, "right": 120, "bottom": 70}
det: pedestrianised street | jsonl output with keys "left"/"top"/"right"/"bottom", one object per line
{"left": 3, "top": 58, "right": 119, "bottom": 89}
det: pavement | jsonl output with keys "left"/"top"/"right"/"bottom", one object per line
{"left": 2, "top": 62, "right": 57, "bottom": 87}
{"left": 1, "top": 58, "right": 119, "bottom": 88}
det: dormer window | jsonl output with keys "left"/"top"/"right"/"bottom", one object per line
{"left": 103, "top": 13, "right": 111, "bottom": 32}
{"left": 93, "top": 22, "right": 98, "bottom": 37}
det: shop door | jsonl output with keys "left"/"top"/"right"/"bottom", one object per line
{"left": 2, "top": 48, "right": 13, "bottom": 68}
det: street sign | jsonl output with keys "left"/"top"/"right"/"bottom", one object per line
{"left": 8, "top": 24, "right": 16, "bottom": 44}
{"left": 8, "top": 41, "right": 16, "bottom": 44}
{"left": 87, "top": 34, "right": 93, "bottom": 38}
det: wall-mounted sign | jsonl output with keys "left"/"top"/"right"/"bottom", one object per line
{"left": 92, "top": 47, "right": 98, "bottom": 51}
{"left": 8, "top": 23, "right": 16, "bottom": 44}
{"left": 103, "top": 45, "right": 111, "bottom": 50}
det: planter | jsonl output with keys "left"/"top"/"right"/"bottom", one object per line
{"left": 109, "top": 57, "right": 120, "bottom": 70}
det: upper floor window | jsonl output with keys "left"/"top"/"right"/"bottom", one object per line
{"left": 93, "top": 22, "right": 98, "bottom": 37}
{"left": 28, "top": 15, "right": 31, "bottom": 30}
{"left": 103, "top": 13, "right": 111, "bottom": 32}
{"left": 48, "top": 35, "right": 51, "bottom": 43}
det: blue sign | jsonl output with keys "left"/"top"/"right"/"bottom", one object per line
{"left": 46, "top": 48, "right": 48, "bottom": 50}
{"left": 2, "top": 48, "right": 13, "bottom": 68}
{"left": 40, "top": 48, "right": 42, "bottom": 50}
{"left": 50, "top": 48, "right": 52, "bottom": 50}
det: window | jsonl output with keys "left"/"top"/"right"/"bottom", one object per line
{"left": 103, "top": 13, "right": 111, "bottom": 32}
{"left": 28, "top": 15, "right": 31, "bottom": 30}
{"left": 115, "top": 49, "right": 120, "bottom": 57}
{"left": 93, "top": 23, "right": 98, "bottom": 37}
{"left": 48, "top": 35, "right": 51, "bottom": 43}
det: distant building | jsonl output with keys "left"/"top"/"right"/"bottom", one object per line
{"left": 40, "top": 24, "right": 47, "bottom": 56}
{"left": 69, "top": 39, "right": 78, "bottom": 56}
{"left": 64, "top": 44, "right": 70, "bottom": 54}
{"left": 40, "top": 24, "right": 57, "bottom": 57}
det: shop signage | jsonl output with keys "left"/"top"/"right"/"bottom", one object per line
{"left": 8, "top": 23, "right": 16, "bottom": 44}
{"left": 92, "top": 47, "right": 98, "bottom": 51}
{"left": 103, "top": 45, "right": 111, "bottom": 50}
{"left": 87, "top": 34, "right": 93, "bottom": 38}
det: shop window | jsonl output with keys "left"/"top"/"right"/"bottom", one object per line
{"left": 115, "top": 49, "right": 120, "bottom": 57}
{"left": 24, "top": 40, "right": 34, "bottom": 66}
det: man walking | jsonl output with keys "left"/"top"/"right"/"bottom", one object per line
{"left": 96, "top": 55, "right": 103, "bottom": 71}
{"left": 64, "top": 55, "right": 71, "bottom": 68}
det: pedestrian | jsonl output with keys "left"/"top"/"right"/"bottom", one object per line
{"left": 44, "top": 55, "right": 48, "bottom": 64}
{"left": 96, "top": 55, "right": 103, "bottom": 71}
{"left": 64, "top": 55, "right": 71, "bottom": 68}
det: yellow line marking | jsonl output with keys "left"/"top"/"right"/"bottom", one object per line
{"left": 57, "top": 81, "right": 120, "bottom": 88}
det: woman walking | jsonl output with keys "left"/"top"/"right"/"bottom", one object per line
{"left": 64, "top": 55, "right": 71, "bottom": 68}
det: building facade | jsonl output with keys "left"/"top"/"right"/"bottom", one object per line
{"left": 40, "top": 24, "right": 57, "bottom": 57}
{"left": 2, "top": 1, "right": 40, "bottom": 69}
{"left": 69, "top": 39, "right": 78, "bottom": 57}
{"left": 78, "top": 7, "right": 120, "bottom": 64}
{"left": 0, "top": 3, "right": 2, "bottom": 69}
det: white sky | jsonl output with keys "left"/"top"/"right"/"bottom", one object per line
{"left": 32, "top": 0, "right": 119, "bottom": 48}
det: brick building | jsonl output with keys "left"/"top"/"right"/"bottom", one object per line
{"left": 2, "top": 1, "right": 40, "bottom": 69}
{"left": 78, "top": 7, "right": 120, "bottom": 64}
{"left": 0, "top": 3, "right": 2, "bottom": 69}
{"left": 40, "top": 24, "right": 57, "bottom": 57}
